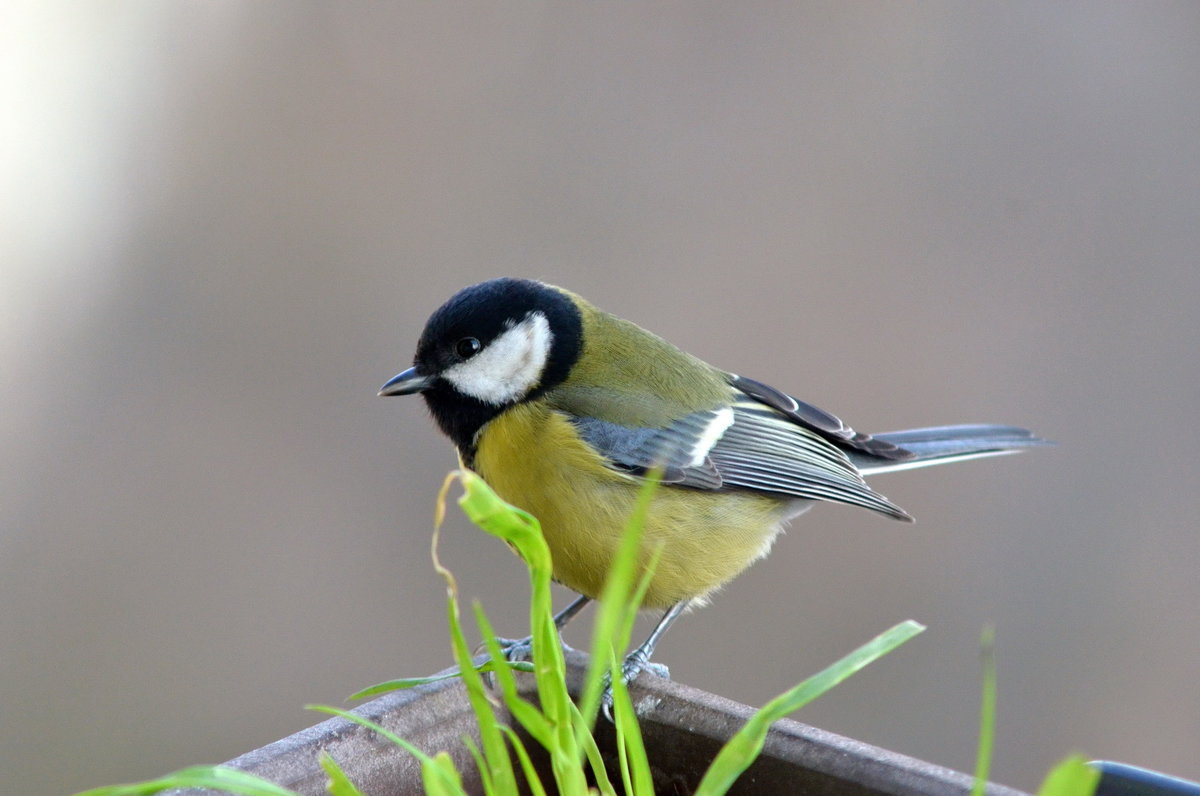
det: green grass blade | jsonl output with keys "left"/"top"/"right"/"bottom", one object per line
{"left": 972, "top": 626, "right": 997, "bottom": 796}
{"left": 695, "top": 619, "right": 926, "bottom": 796}
{"left": 318, "top": 751, "right": 366, "bottom": 796}
{"left": 577, "top": 472, "right": 662, "bottom": 726}
{"left": 474, "top": 602, "right": 554, "bottom": 748}
{"left": 1037, "top": 756, "right": 1101, "bottom": 796}
{"left": 348, "top": 673, "right": 464, "bottom": 697}
{"left": 461, "top": 737, "right": 495, "bottom": 796}
{"left": 347, "top": 660, "right": 534, "bottom": 701}
{"left": 450, "top": 471, "right": 589, "bottom": 794}
{"left": 311, "top": 705, "right": 466, "bottom": 795}
{"left": 501, "top": 726, "right": 550, "bottom": 796}
{"left": 305, "top": 704, "right": 435, "bottom": 761}
{"left": 422, "top": 751, "right": 467, "bottom": 796}
{"left": 598, "top": 554, "right": 663, "bottom": 796}
{"left": 567, "top": 699, "right": 619, "bottom": 796}
{"left": 453, "top": 472, "right": 564, "bottom": 698}
{"left": 609, "top": 651, "right": 655, "bottom": 796}
{"left": 457, "top": 469, "right": 643, "bottom": 794}
{"left": 72, "top": 765, "right": 299, "bottom": 796}
{"left": 433, "top": 473, "right": 521, "bottom": 795}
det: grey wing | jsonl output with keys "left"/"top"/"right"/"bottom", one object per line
{"left": 711, "top": 397, "right": 912, "bottom": 520}
{"left": 730, "top": 374, "right": 913, "bottom": 461}
{"left": 568, "top": 412, "right": 727, "bottom": 489}
{"left": 568, "top": 397, "right": 911, "bottom": 521}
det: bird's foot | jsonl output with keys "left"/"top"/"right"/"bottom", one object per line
{"left": 599, "top": 651, "right": 671, "bottom": 721}
{"left": 477, "top": 635, "right": 577, "bottom": 687}
{"left": 487, "top": 635, "right": 534, "bottom": 662}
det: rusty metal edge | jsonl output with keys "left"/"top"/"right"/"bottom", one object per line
{"left": 171, "top": 650, "right": 1028, "bottom": 796}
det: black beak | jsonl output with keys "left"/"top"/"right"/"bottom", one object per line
{"left": 379, "top": 367, "right": 435, "bottom": 396}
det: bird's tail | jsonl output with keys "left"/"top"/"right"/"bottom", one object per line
{"left": 851, "top": 425, "right": 1052, "bottom": 476}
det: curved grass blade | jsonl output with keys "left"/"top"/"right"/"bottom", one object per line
{"left": 577, "top": 471, "right": 662, "bottom": 726}
{"left": 972, "top": 626, "right": 997, "bottom": 796}
{"left": 695, "top": 619, "right": 925, "bottom": 796}
{"left": 306, "top": 704, "right": 465, "bottom": 795}
{"left": 609, "top": 651, "right": 654, "bottom": 796}
{"left": 567, "top": 699, "right": 619, "bottom": 796}
{"left": 318, "top": 751, "right": 366, "bottom": 796}
{"left": 474, "top": 602, "right": 553, "bottom": 749}
{"left": 72, "top": 765, "right": 299, "bottom": 796}
{"left": 452, "top": 470, "right": 592, "bottom": 794}
{"left": 433, "top": 472, "right": 520, "bottom": 795}
{"left": 348, "top": 659, "right": 535, "bottom": 701}
{"left": 501, "top": 726, "right": 550, "bottom": 796}
{"left": 461, "top": 737, "right": 494, "bottom": 796}
{"left": 422, "top": 751, "right": 467, "bottom": 796}
{"left": 1037, "top": 756, "right": 1101, "bottom": 796}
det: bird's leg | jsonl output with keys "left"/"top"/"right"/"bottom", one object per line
{"left": 601, "top": 600, "right": 690, "bottom": 719}
{"left": 486, "top": 594, "right": 591, "bottom": 663}
{"left": 621, "top": 600, "right": 688, "bottom": 681}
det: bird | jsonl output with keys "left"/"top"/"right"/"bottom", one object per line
{"left": 380, "top": 277, "right": 1048, "bottom": 690}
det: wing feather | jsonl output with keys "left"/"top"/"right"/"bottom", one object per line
{"left": 567, "top": 386, "right": 912, "bottom": 520}
{"left": 730, "top": 374, "right": 913, "bottom": 461}
{"left": 712, "top": 401, "right": 911, "bottom": 519}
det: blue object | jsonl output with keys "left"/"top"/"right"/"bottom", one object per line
{"left": 1093, "top": 762, "right": 1200, "bottom": 796}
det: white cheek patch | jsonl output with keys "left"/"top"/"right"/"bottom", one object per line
{"left": 443, "top": 312, "right": 553, "bottom": 405}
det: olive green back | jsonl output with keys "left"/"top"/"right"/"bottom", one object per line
{"left": 544, "top": 288, "right": 731, "bottom": 427}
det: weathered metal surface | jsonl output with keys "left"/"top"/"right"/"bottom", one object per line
{"left": 172, "top": 650, "right": 1028, "bottom": 795}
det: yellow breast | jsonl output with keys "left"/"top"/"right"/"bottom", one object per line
{"left": 471, "top": 402, "right": 791, "bottom": 608}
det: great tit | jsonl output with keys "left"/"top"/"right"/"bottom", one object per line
{"left": 380, "top": 277, "right": 1048, "bottom": 685}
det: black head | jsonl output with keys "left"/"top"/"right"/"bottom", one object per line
{"left": 380, "top": 278, "right": 584, "bottom": 455}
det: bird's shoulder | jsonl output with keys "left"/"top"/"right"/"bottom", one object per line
{"left": 545, "top": 302, "right": 731, "bottom": 426}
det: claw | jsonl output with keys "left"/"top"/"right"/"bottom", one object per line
{"left": 598, "top": 652, "right": 672, "bottom": 721}
{"left": 476, "top": 635, "right": 534, "bottom": 688}
{"left": 598, "top": 601, "right": 689, "bottom": 718}
{"left": 476, "top": 595, "right": 592, "bottom": 688}
{"left": 641, "top": 661, "right": 670, "bottom": 679}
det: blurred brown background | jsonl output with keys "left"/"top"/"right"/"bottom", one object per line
{"left": 4, "top": 4, "right": 1199, "bottom": 794}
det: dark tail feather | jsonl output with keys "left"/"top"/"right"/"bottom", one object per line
{"left": 851, "top": 424, "right": 1052, "bottom": 475}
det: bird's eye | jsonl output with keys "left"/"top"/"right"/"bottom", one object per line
{"left": 455, "top": 337, "right": 482, "bottom": 359}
